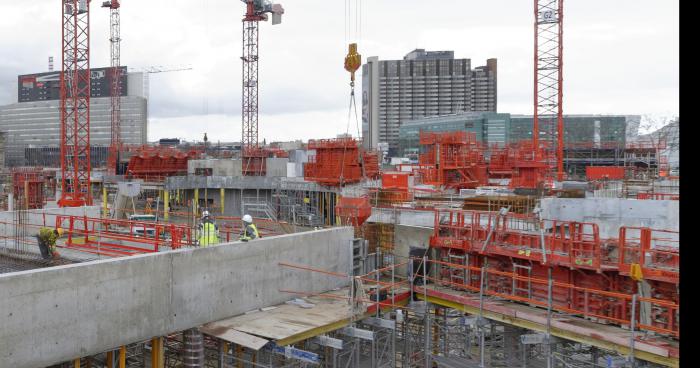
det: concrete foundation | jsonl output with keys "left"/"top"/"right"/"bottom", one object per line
{"left": 0, "top": 227, "right": 353, "bottom": 368}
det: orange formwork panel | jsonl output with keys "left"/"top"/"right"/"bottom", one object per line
{"left": 585, "top": 166, "right": 625, "bottom": 180}
{"left": 381, "top": 172, "right": 410, "bottom": 190}
{"left": 126, "top": 146, "right": 200, "bottom": 181}
{"left": 335, "top": 196, "right": 372, "bottom": 227}
{"left": 304, "top": 138, "right": 379, "bottom": 186}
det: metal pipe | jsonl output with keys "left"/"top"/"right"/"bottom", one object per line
{"left": 629, "top": 294, "right": 637, "bottom": 366}
{"left": 220, "top": 188, "right": 225, "bottom": 215}
{"left": 164, "top": 190, "right": 170, "bottom": 221}
{"left": 106, "top": 351, "right": 114, "bottom": 368}
{"left": 546, "top": 267, "right": 553, "bottom": 368}
{"left": 118, "top": 346, "right": 126, "bottom": 368}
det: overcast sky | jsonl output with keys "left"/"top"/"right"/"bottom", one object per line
{"left": 0, "top": 0, "right": 678, "bottom": 142}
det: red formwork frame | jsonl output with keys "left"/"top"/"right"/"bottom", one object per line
{"left": 335, "top": 196, "right": 372, "bottom": 227}
{"left": 12, "top": 168, "right": 46, "bottom": 209}
{"left": 585, "top": 166, "right": 625, "bottom": 181}
{"left": 636, "top": 192, "right": 679, "bottom": 201}
{"left": 55, "top": 215, "right": 195, "bottom": 257}
{"left": 428, "top": 208, "right": 679, "bottom": 337}
{"left": 304, "top": 138, "right": 379, "bottom": 186}
{"left": 126, "top": 146, "right": 199, "bottom": 181}
{"left": 618, "top": 227, "right": 679, "bottom": 284}
{"left": 416, "top": 131, "right": 488, "bottom": 189}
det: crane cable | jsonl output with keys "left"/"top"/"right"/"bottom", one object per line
{"left": 340, "top": 0, "right": 363, "bottom": 187}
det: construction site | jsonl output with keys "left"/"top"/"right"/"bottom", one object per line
{"left": 0, "top": 1, "right": 680, "bottom": 368}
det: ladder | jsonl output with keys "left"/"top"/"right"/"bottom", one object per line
{"left": 512, "top": 263, "right": 532, "bottom": 299}
{"left": 445, "top": 249, "right": 468, "bottom": 290}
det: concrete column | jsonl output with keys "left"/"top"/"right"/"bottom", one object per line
{"left": 164, "top": 191, "right": 170, "bottom": 221}
{"left": 8, "top": 193, "right": 13, "bottom": 212}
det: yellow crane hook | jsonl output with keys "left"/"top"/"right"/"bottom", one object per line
{"left": 344, "top": 43, "right": 362, "bottom": 88}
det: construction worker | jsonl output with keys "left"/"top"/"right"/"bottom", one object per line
{"left": 198, "top": 210, "right": 219, "bottom": 247}
{"left": 239, "top": 214, "right": 260, "bottom": 241}
{"left": 36, "top": 227, "right": 64, "bottom": 260}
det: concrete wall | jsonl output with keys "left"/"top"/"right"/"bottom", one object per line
{"left": 540, "top": 198, "right": 679, "bottom": 238}
{"left": 368, "top": 208, "right": 434, "bottom": 228}
{"left": 0, "top": 227, "right": 354, "bottom": 368}
{"left": 166, "top": 176, "right": 282, "bottom": 190}
{"left": 188, "top": 159, "right": 243, "bottom": 177}
{"left": 392, "top": 224, "right": 432, "bottom": 275}
{"left": 266, "top": 158, "right": 288, "bottom": 177}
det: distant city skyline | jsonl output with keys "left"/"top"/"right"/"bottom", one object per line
{"left": 0, "top": 0, "right": 678, "bottom": 142}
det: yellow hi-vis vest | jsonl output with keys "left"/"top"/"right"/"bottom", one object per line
{"left": 199, "top": 222, "right": 219, "bottom": 247}
{"left": 240, "top": 224, "right": 259, "bottom": 241}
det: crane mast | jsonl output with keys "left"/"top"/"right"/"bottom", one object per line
{"left": 240, "top": 0, "right": 283, "bottom": 176}
{"left": 59, "top": 0, "right": 92, "bottom": 207}
{"left": 533, "top": 0, "right": 564, "bottom": 181}
{"left": 102, "top": 0, "right": 121, "bottom": 174}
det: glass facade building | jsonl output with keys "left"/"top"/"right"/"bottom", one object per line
{"left": 398, "top": 113, "right": 636, "bottom": 157}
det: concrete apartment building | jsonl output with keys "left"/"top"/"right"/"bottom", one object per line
{"left": 0, "top": 67, "right": 148, "bottom": 167}
{"left": 362, "top": 49, "right": 497, "bottom": 155}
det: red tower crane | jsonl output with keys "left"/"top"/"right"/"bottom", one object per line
{"left": 533, "top": 0, "right": 564, "bottom": 181}
{"left": 59, "top": 0, "right": 92, "bottom": 207}
{"left": 240, "top": 0, "right": 284, "bottom": 176}
{"left": 102, "top": 0, "right": 121, "bottom": 174}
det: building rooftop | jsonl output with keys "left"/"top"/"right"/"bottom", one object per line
{"left": 403, "top": 48, "right": 455, "bottom": 60}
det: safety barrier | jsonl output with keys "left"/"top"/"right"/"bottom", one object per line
{"left": 418, "top": 258, "right": 679, "bottom": 338}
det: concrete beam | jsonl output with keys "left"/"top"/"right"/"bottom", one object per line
{"left": 0, "top": 227, "right": 353, "bottom": 368}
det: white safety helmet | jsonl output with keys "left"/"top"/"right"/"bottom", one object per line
{"left": 242, "top": 214, "right": 253, "bottom": 223}
{"left": 202, "top": 210, "right": 210, "bottom": 218}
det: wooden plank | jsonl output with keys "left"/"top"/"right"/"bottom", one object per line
{"left": 200, "top": 324, "right": 269, "bottom": 350}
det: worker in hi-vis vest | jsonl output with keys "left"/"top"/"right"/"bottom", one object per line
{"left": 36, "top": 227, "right": 64, "bottom": 259}
{"left": 198, "top": 210, "right": 219, "bottom": 247}
{"left": 239, "top": 214, "right": 260, "bottom": 241}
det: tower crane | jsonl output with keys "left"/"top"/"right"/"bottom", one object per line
{"left": 240, "top": 0, "right": 284, "bottom": 176}
{"left": 59, "top": 0, "right": 92, "bottom": 207}
{"left": 133, "top": 65, "right": 193, "bottom": 102}
{"left": 101, "top": 0, "right": 122, "bottom": 175}
{"left": 533, "top": 0, "right": 564, "bottom": 182}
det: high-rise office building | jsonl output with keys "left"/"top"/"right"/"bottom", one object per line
{"left": 0, "top": 68, "right": 147, "bottom": 167}
{"left": 362, "top": 49, "right": 497, "bottom": 155}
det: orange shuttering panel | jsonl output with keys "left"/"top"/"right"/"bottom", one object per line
{"left": 304, "top": 138, "right": 380, "bottom": 186}
{"left": 127, "top": 146, "right": 200, "bottom": 181}
{"left": 586, "top": 166, "right": 625, "bottom": 180}
{"left": 381, "top": 172, "right": 409, "bottom": 190}
{"left": 335, "top": 196, "right": 372, "bottom": 226}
